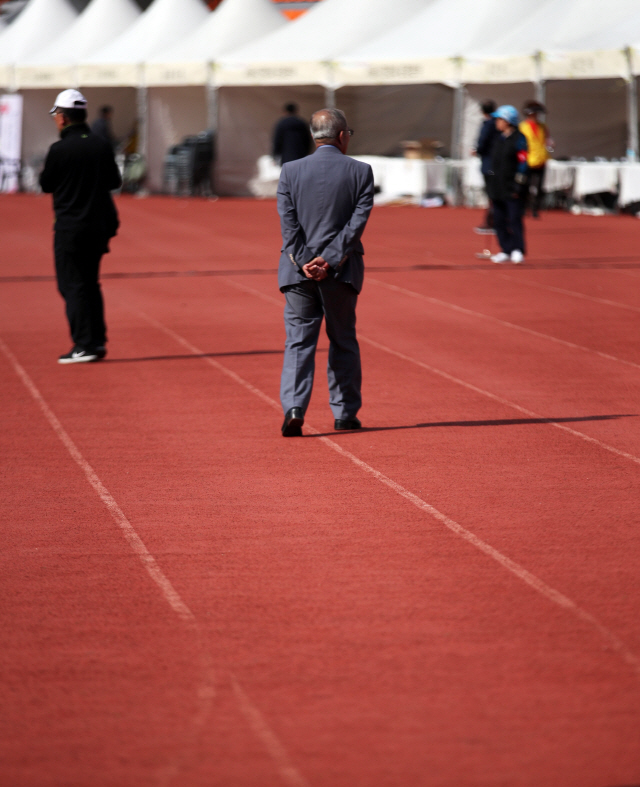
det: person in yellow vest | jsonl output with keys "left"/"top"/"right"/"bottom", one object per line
{"left": 519, "top": 100, "right": 550, "bottom": 218}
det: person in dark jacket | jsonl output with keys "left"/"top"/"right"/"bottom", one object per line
{"left": 272, "top": 103, "right": 312, "bottom": 165}
{"left": 90, "top": 105, "right": 117, "bottom": 150}
{"left": 488, "top": 105, "right": 529, "bottom": 265}
{"left": 40, "top": 89, "right": 122, "bottom": 363}
{"left": 473, "top": 99, "right": 499, "bottom": 233}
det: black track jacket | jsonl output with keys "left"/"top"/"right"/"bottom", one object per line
{"left": 40, "top": 122, "right": 121, "bottom": 238}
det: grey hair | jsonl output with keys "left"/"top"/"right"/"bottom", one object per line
{"left": 310, "top": 108, "right": 348, "bottom": 140}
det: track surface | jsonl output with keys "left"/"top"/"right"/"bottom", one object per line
{"left": 1, "top": 194, "right": 639, "bottom": 786}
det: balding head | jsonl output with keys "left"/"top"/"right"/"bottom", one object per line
{"left": 310, "top": 108, "right": 351, "bottom": 154}
{"left": 310, "top": 109, "right": 348, "bottom": 141}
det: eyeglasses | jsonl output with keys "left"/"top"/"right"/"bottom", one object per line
{"left": 347, "top": 128, "right": 354, "bottom": 137}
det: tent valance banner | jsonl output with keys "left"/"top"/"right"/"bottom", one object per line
{"left": 0, "top": 94, "right": 23, "bottom": 193}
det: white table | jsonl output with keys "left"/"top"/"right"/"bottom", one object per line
{"left": 248, "top": 154, "right": 635, "bottom": 207}
{"left": 618, "top": 163, "right": 640, "bottom": 205}
{"left": 572, "top": 162, "right": 619, "bottom": 199}
{"left": 544, "top": 161, "right": 574, "bottom": 193}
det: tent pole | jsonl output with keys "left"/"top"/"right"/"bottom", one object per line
{"left": 324, "top": 87, "right": 335, "bottom": 109}
{"left": 136, "top": 85, "right": 148, "bottom": 161}
{"left": 450, "top": 82, "right": 465, "bottom": 161}
{"left": 207, "top": 84, "right": 218, "bottom": 132}
{"left": 449, "top": 81, "right": 465, "bottom": 206}
{"left": 534, "top": 51, "right": 545, "bottom": 105}
{"left": 625, "top": 47, "right": 638, "bottom": 161}
{"left": 207, "top": 62, "right": 218, "bottom": 132}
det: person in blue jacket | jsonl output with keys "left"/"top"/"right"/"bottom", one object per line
{"left": 488, "top": 105, "right": 529, "bottom": 265}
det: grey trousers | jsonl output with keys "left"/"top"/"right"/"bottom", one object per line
{"left": 280, "top": 277, "right": 361, "bottom": 420}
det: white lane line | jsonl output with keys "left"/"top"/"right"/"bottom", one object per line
{"left": 224, "top": 277, "right": 282, "bottom": 308}
{"left": 113, "top": 312, "right": 310, "bottom": 786}
{"left": 131, "top": 310, "right": 640, "bottom": 677}
{"left": 484, "top": 270, "right": 640, "bottom": 314}
{"left": 359, "top": 333, "right": 640, "bottom": 467}
{"left": 223, "top": 277, "right": 640, "bottom": 469}
{"left": 0, "top": 337, "right": 194, "bottom": 623}
{"left": 367, "top": 277, "right": 640, "bottom": 372}
{"left": 0, "top": 336, "right": 217, "bottom": 787}
{"left": 231, "top": 676, "right": 311, "bottom": 787}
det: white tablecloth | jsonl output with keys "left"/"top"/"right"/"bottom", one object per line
{"left": 545, "top": 161, "right": 574, "bottom": 192}
{"left": 351, "top": 155, "right": 389, "bottom": 192}
{"left": 354, "top": 156, "right": 451, "bottom": 200}
{"left": 572, "top": 162, "right": 619, "bottom": 198}
{"left": 383, "top": 157, "right": 428, "bottom": 198}
{"left": 424, "top": 160, "right": 448, "bottom": 193}
{"left": 618, "top": 163, "right": 640, "bottom": 205}
{"left": 249, "top": 154, "right": 634, "bottom": 206}
{"left": 462, "top": 157, "right": 485, "bottom": 190}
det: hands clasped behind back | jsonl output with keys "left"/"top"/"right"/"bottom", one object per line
{"left": 302, "top": 256, "right": 330, "bottom": 281}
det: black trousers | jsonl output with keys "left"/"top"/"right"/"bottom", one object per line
{"left": 493, "top": 197, "right": 526, "bottom": 255}
{"left": 525, "top": 165, "right": 546, "bottom": 215}
{"left": 54, "top": 229, "right": 108, "bottom": 350}
{"left": 482, "top": 172, "right": 494, "bottom": 228}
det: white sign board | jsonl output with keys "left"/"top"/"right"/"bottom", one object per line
{"left": 0, "top": 94, "right": 24, "bottom": 193}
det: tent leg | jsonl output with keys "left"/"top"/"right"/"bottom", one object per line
{"left": 137, "top": 86, "right": 148, "bottom": 161}
{"left": 207, "top": 84, "right": 218, "bottom": 132}
{"left": 449, "top": 84, "right": 466, "bottom": 206}
{"left": 626, "top": 48, "right": 638, "bottom": 161}
{"left": 450, "top": 83, "right": 465, "bottom": 160}
{"left": 627, "top": 77, "right": 638, "bottom": 162}
{"left": 324, "top": 87, "right": 335, "bottom": 109}
{"left": 533, "top": 51, "right": 545, "bottom": 106}
{"left": 206, "top": 83, "right": 218, "bottom": 196}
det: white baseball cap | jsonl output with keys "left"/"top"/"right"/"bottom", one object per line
{"left": 49, "top": 89, "right": 87, "bottom": 115}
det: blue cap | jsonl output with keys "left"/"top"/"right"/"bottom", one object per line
{"left": 493, "top": 105, "right": 519, "bottom": 126}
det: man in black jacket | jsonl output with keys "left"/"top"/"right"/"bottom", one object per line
{"left": 272, "top": 103, "right": 311, "bottom": 165}
{"left": 40, "top": 89, "right": 122, "bottom": 363}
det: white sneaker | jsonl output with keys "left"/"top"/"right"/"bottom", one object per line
{"left": 510, "top": 250, "right": 525, "bottom": 264}
{"left": 490, "top": 252, "right": 509, "bottom": 264}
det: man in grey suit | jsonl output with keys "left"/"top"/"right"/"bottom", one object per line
{"left": 277, "top": 108, "right": 374, "bottom": 437}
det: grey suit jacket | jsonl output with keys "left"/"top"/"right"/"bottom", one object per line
{"left": 277, "top": 144, "right": 374, "bottom": 293}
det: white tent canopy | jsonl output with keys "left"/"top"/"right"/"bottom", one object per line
{"left": 216, "top": 0, "right": 432, "bottom": 86}
{"left": 570, "top": 8, "right": 640, "bottom": 57}
{"left": 16, "top": 0, "right": 141, "bottom": 89}
{"left": 144, "top": 0, "right": 287, "bottom": 191}
{"left": 78, "top": 0, "right": 210, "bottom": 87}
{"left": 145, "top": 0, "right": 287, "bottom": 87}
{"left": 456, "top": 0, "right": 640, "bottom": 161}
{"left": 334, "top": 0, "right": 545, "bottom": 87}
{"left": 464, "top": 0, "right": 640, "bottom": 82}
{"left": 0, "top": 0, "right": 78, "bottom": 88}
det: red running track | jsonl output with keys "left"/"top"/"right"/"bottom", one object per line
{"left": 1, "top": 193, "right": 640, "bottom": 786}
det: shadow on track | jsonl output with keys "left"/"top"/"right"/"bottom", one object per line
{"left": 3, "top": 258, "right": 640, "bottom": 284}
{"left": 307, "top": 413, "right": 636, "bottom": 437}
{"left": 105, "top": 349, "right": 287, "bottom": 363}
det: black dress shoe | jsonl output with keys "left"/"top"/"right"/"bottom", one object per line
{"left": 282, "top": 407, "right": 304, "bottom": 437}
{"left": 334, "top": 417, "right": 362, "bottom": 431}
